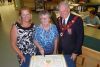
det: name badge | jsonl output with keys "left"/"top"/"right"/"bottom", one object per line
{"left": 67, "top": 28, "right": 72, "bottom": 35}
{"left": 60, "top": 32, "right": 63, "bottom": 37}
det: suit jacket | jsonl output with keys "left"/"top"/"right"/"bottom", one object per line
{"left": 56, "top": 13, "right": 84, "bottom": 55}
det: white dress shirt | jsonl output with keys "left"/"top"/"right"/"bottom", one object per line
{"left": 62, "top": 13, "right": 70, "bottom": 25}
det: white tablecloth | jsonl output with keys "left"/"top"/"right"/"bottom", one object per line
{"left": 29, "top": 55, "right": 67, "bottom": 67}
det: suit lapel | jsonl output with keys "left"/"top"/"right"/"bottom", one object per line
{"left": 67, "top": 13, "right": 74, "bottom": 25}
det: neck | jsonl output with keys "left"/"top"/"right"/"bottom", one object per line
{"left": 63, "top": 13, "right": 70, "bottom": 19}
{"left": 21, "top": 21, "right": 31, "bottom": 27}
{"left": 41, "top": 23, "right": 50, "bottom": 30}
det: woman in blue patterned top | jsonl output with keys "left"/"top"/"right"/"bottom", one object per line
{"left": 33, "top": 10, "right": 58, "bottom": 55}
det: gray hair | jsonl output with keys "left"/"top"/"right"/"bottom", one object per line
{"left": 58, "top": 1, "right": 70, "bottom": 9}
{"left": 39, "top": 10, "right": 51, "bottom": 18}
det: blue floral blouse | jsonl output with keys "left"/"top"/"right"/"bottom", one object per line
{"left": 33, "top": 24, "right": 58, "bottom": 54}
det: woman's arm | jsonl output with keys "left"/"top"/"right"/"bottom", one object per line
{"left": 33, "top": 40, "right": 44, "bottom": 55}
{"left": 53, "top": 24, "right": 59, "bottom": 54}
{"left": 95, "top": 16, "right": 100, "bottom": 28}
{"left": 53, "top": 37, "right": 58, "bottom": 54}
{"left": 10, "top": 24, "right": 25, "bottom": 63}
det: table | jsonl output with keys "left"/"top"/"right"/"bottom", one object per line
{"left": 29, "top": 55, "right": 67, "bottom": 67}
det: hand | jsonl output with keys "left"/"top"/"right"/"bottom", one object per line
{"left": 39, "top": 47, "right": 44, "bottom": 55}
{"left": 53, "top": 50, "right": 57, "bottom": 54}
{"left": 19, "top": 53, "right": 25, "bottom": 64}
{"left": 71, "top": 53, "right": 77, "bottom": 61}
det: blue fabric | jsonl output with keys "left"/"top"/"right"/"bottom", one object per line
{"left": 20, "top": 54, "right": 31, "bottom": 67}
{"left": 64, "top": 55, "right": 76, "bottom": 67}
{"left": 84, "top": 16, "right": 100, "bottom": 25}
{"left": 84, "top": 35, "right": 100, "bottom": 51}
{"left": 34, "top": 24, "right": 58, "bottom": 54}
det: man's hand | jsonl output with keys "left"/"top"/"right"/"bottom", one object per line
{"left": 71, "top": 53, "right": 77, "bottom": 61}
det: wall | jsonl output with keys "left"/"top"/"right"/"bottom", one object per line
{"left": 14, "top": 0, "right": 21, "bottom": 9}
{"left": 90, "top": 0, "right": 100, "bottom": 3}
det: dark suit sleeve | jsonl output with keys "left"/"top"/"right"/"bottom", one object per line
{"left": 73, "top": 17, "right": 84, "bottom": 55}
{"left": 56, "top": 17, "right": 62, "bottom": 34}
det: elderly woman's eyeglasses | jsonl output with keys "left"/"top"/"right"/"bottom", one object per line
{"left": 40, "top": 18, "right": 49, "bottom": 20}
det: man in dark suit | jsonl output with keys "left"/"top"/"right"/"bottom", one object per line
{"left": 56, "top": 1, "right": 84, "bottom": 67}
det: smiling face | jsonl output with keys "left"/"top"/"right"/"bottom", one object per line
{"left": 39, "top": 14, "right": 50, "bottom": 26}
{"left": 20, "top": 9, "right": 32, "bottom": 22}
{"left": 58, "top": 2, "right": 70, "bottom": 19}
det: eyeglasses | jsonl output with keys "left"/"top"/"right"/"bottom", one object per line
{"left": 40, "top": 18, "right": 49, "bottom": 20}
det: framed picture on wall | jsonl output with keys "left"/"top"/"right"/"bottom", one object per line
{"left": 35, "top": 0, "right": 44, "bottom": 11}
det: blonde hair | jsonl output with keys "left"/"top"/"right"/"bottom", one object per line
{"left": 18, "top": 7, "right": 32, "bottom": 23}
{"left": 19, "top": 7, "right": 32, "bottom": 16}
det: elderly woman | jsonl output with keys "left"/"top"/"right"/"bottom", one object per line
{"left": 10, "top": 7, "right": 36, "bottom": 67}
{"left": 33, "top": 10, "right": 58, "bottom": 55}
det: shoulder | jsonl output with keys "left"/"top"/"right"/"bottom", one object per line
{"left": 74, "top": 14, "right": 82, "bottom": 19}
{"left": 84, "top": 16, "right": 90, "bottom": 19}
{"left": 50, "top": 24, "right": 57, "bottom": 29}
{"left": 50, "top": 24, "right": 58, "bottom": 33}
{"left": 51, "top": 23, "right": 56, "bottom": 27}
{"left": 35, "top": 24, "right": 40, "bottom": 28}
{"left": 10, "top": 22, "right": 18, "bottom": 34}
{"left": 57, "top": 16, "right": 62, "bottom": 22}
{"left": 13, "top": 22, "right": 22, "bottom": 28}
{"left": 34, "top": 25, "right": 41, "bottom": 31}
{"left": 95, "top": 16, "right": 100, "bottom": 19}
{"left": 70, "top": 13, "right": 82, "bottom": 20}
{"left": 70, "top": 14, "right": 83, "bottom": 23}
{"left": 71, "top": 14, "right": 83, "bottom": 27}
{"left": 11, "top": 22, "right": 18, "bottom": 30}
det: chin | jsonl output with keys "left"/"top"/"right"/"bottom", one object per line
{"left": 43, "top": 23, "right": 49, "bottom": 25}
{"left": 24, "top": 19, "right": 31, "bottom": 22}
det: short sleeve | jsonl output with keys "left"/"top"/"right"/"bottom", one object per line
{"left": 95, "top": 16, "right": 100, "bottom": 24}
{"left": 84, "top": 16, "right": 90, "bottom": 24}
{"left": 33, "top": 26, "right": 39, "bottom": 41}
{"left": 52, "top": 24, "right": 59, "bottom": 39}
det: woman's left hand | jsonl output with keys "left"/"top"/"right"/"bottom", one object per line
{"left": 39, "top": 47, "right": 44, "bottom": 55}
{"left": 53, "top": 50, "right": 57, "bottom": 54}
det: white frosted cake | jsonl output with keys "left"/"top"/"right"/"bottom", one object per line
{"left": 29, "top": 55, "right": 67, "bottom": 67}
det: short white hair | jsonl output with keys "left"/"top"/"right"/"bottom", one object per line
{"left": 58, "top": 1, "right": 70, "bottom": 9}
{"left": 39, "top": 10, "right": 51, "bottom": 18}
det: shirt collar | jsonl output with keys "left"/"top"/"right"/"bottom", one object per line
{"left": 63, "top": 13, "right": 70, "bottom": 24}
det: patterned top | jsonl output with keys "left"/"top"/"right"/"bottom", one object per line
{"left": 15, "top": 22, "right": 36, "bottom": 55}
{"left": 34, "top": 24, "right": 58, "bottom": 54}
